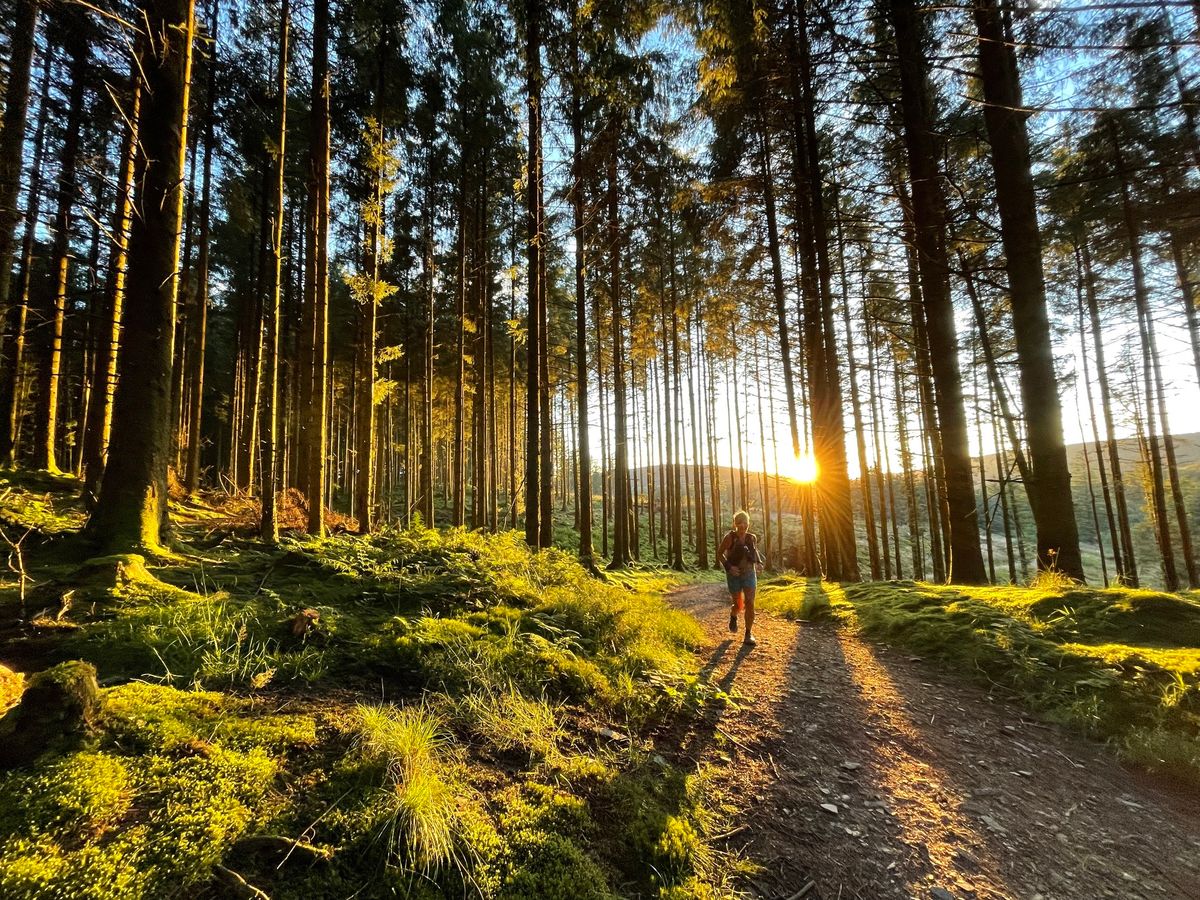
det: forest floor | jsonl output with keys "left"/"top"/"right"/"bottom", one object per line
{"left": 661, "top": 582, "right": 1200, "bottom": 900}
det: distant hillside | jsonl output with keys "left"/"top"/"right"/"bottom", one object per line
{"left": 978, "top": 432, "right": 1200, "bottom": 481}
{"left": 626, "top": 432, "right": 1200, "bottom": 497}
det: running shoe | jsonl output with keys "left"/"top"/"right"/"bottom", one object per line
{"left": 729, "top": 612, "right": 737, "bottom": 633}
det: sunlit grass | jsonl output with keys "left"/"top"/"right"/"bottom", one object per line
{"left": 355, "top": 704, "right": 465, "bottom": 874}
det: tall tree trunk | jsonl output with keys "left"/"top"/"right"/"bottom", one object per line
{"left": 453, "top": 171, "right": 467, "bottom": 527}
{"left": 896, "top": 362, "right": 924, "bottom": 580}
{"left": 1081, "top": 238, "right": 1137, "bottom": 584}
{"left": 974, "top": 0, "right": 1082, "bottom": 579}
{"left": 87, "top": 0, "right": 195, "bottom": 552}
{"left": 608, "top": 132, "right": 629, "bottom": 568}
{"left": 889, "top": 0, "right": 986, "bottom": 583}
{"left": 33, "top": 39, "right": 88, "bottom": 472}
{"left": 421, "top": 158, "right": 436, "bottom": 526}
{"left": 835, "top": 202, "right": 879, "bottom": 578}
{"left": 0, "top": 46, "right": 51, "bottom": 466}
{"left": 1074, "top": 244, "right": 1123, "bottom": 582}
{"left": 0, "top": 0, "right": 39, "bottom": 350}
{"left": 571, "top": 17, "right": 594, "bottom": 568}
{"left": 260, "top": 0, "right": 289, "bottom": 543}
{"left": 1143, "top": 301, "right": 1197, "bottom": 587}
{"left": 688, "top": 301, "right": 708, "bottom": 566}
{"left": 759, "top": 124, "right": 800, "bottom": 457}
{"left": 355, "top": 57, "right": 387, "bottom": 534}
{"left": 184, "top": 7, "right": 218, "bottom": 494}
{"left": 785, "top": 0, "right": 855, "bottom": 579}
{"left": 865, "top": 306, "right": 894, "bottom": 578}
{"left": 305, "top": 0, "right": 330, "bottom": 534}
{"left": 82, "top": 76, "right": 140, "bottom": 494}
{"left": 1112, "top": 123, "right": 1177, "bottom": 590}
{"left": 523, "top": 0, "right": 543, "bottom": 547}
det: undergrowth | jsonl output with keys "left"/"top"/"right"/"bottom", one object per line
{"left": 758, "top": 576, "right": 1200, "bottom": 785}
{"left": 0, "top": 471, "right": 739, "bottom": 899}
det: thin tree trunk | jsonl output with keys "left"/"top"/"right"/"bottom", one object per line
{"left": 836, "top": 206, "right": 879, "bottom": 579}
{"left": 185, "top": 9, "right": 218, "bottom": 494}
{"left": 1144, "top": 300, "right": 1197, "bottom": 587}
{"left": 0, "top": 0, "right": 40, "bottom": 351}
{"left": 0, "top": 46, "right": 51, "bottom": 466}
{"left": 260, "top": 0, "right": 289, "bottom": 542}
{"left": 453, "top": 172, "right": 467, "bottom": 527}
{"left": 759, "top": 124, "right": 800, "bottom": 458}
{"left": 33, "top": 40, "right": 88, "bottom": 472}
{"left": 1081, "top": 238, "right": 1137, "bottom": 584}
{"left": 991, "top": 382, "right": 1018, "bottom": 582}
{"left": 523, "top": 0, "right": 543, "bottom": 547}
{"left": 1075, "top": 243, "right": 1122, "bottom": 582}
{"left": 82, "top": 76, "right": 140, "bottom": 494}
{"left": 896, "top": 362, "right": 923, "bottom": 580}
{"left": 1112, "top": 122, "right": 1177, "bottom": 590}
{"left": 608, "top": 133, "right": 629, "bottom": 568}
{"left": 865, "top": 307, "right": 893, "bottom": 578}
{"left": 305, "top": 0, "right": 330, "bottom": 534}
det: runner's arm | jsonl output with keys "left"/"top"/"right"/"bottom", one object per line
{"left": 716, "top": 534, "right": 731, "bottom": 569}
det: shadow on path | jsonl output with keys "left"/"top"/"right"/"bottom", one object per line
{"left": 661, "top": 579, "right": 1200, "bottom": 900}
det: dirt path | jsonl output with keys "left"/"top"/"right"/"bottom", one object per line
{"left": 660, "top": 582, "right": 1200, "bottom": 900}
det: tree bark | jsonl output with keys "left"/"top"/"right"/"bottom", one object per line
{"left": 86, "top": 0, "right": 196, "bottom": 552}
{"left": 0, "top": 45, "right": 51, "bottom": 466}
{"left": 973, "top": 0, "right": 1083, "bottom": 579}
{"left": 305, "top": 0, "right": 330, "bottom": 534}
{"left": 260, "top": 0, "right": 289, "bottom": 543}
{"left": 33, "top": 39, "right": 88, "bottom": 472}
{"left": 1112, "top": 122, "right": 1177, "bottom": 590}
{"left": 607, "top": 130, "right": 630, "bottom": 568}
{"left": 888, "top": 0, "right": 986, "bottom": 583}
{"left": 1080, "top": 238, "right": 1137, "bottom": 584}
{"left": 570, "top": 14, "right": 595, "bottom": 568}
{"left": 523, "top": 0, "right": 543, "bottom": 547}
{"left": 0, "top": 0, "right": 40, "bottom": 346}
{"left": 184, "top": 6, "right": 218, "bottom": 494}
{"left": 82, "top": 76, "right": 140, "bottom": 495}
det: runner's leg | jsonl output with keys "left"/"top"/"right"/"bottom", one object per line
{"left": 743, "top": 586, "right": 756, "bottom": 642}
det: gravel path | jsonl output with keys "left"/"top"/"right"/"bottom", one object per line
{"left": 660, "top": 581, "right": 1200, "bottom": 900}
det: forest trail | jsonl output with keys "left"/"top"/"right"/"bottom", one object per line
{"left": 661, "top": 582, "right": 1200, "bottom": 900}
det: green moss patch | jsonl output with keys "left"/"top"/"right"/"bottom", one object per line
{"left": 0, "top": 680, "right": 317, "bottom": 899}
{"left": 0, "top": 664, "right": 23, "bottom": 713}
{"left": 0, "top": 513, "right": 740, "bottom": 898}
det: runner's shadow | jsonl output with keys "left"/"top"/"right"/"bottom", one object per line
{"left": 718, "top": 642, "right": 753, "bottom": 693}
{"left": 700, "top": 640, "right": 733, "bottom": 681}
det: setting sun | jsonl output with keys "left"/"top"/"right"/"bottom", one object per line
{"left": 789, "top": 452, "right": 819, "bottom": 484}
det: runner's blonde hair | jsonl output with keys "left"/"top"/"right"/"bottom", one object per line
{"left": 733, "top": 510, "right": 750, "bottom": 526}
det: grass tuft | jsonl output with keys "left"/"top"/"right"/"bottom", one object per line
{"left": 355, "top": 703, "right": 464, "bottom": 874}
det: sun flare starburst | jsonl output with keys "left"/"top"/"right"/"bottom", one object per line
{"left": 789, "top": 452, "right": 819, "bottom": 484}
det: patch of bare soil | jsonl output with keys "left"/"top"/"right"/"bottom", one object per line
{"left": 660, "top": 582, "right": 1200, "bottom": 900}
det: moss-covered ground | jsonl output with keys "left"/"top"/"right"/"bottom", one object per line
{"left": 0, "top": 471, "right": 746, "bottom": 899}
{"left": 756, "top": 574, "right": 1200, "bottom": 785}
